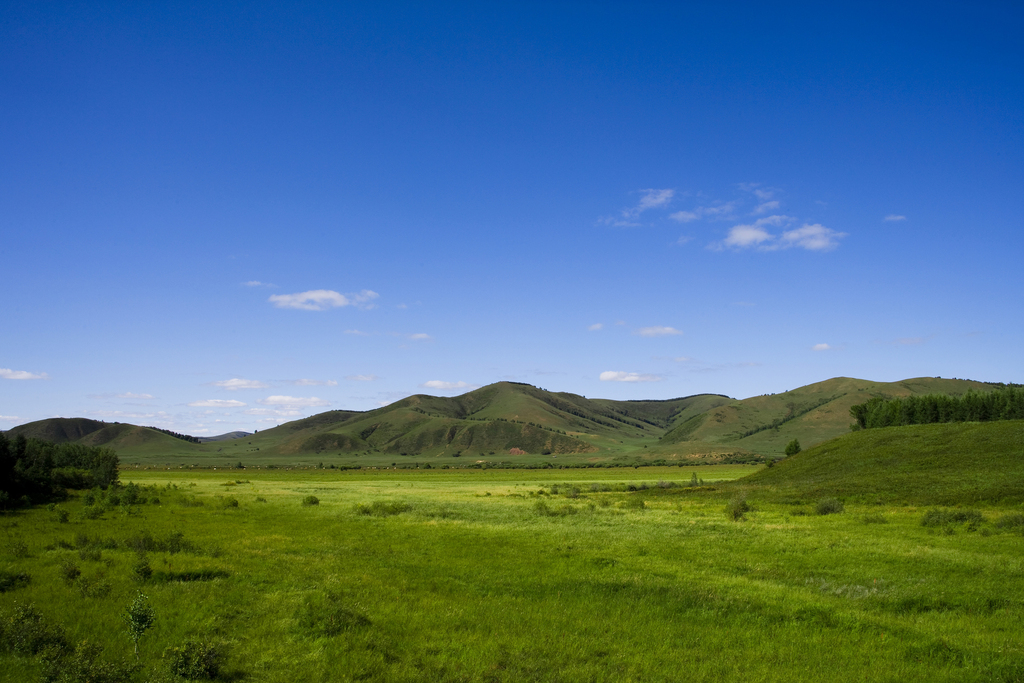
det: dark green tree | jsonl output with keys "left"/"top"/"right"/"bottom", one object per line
{"left": 784, "top": 439, "right": 801, "bottom": 456}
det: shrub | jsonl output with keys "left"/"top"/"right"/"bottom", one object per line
{"left": 0, "top": 570, "right": 30, "bottom": 593}
{"left": 166, "top": 639, "right": 222, "bottom": 680}
{"left": 816, "top": 498, "right": 844, "bottom": 515}
{"left": 221, "top": 497, "right": 239, "bottom": 508}
{"left": 297, "top": 592, "right": 371, "bottom": 636}
{"left": 124, "top": 592, "right": 155, "bottom": 658}
{"left": 921, "top": 509, "right": 985, "bottom": 528}
{"left": 133, "top": 555, "right": 152, "bottom": 583}
{"left": 302, "top": 495, "right": 320, "bottom": 507}
{"left": 534, "top": 501, "right": 578, "bottom": 517}
{"left": 785, "top": 439, "right": 802, "bottom": 456}
{"left": 41, "top": 639, "right": 137, "bottom": 683}
{"left": 353, "top": 501, "right": 411, "bottom": 517}
{"left": 58, "top": 560, "right": 81, "bottom": 585}
{"left": 725, "top": 496, "right": 751, "bottom": 521}
{"left": 995, "top": 512, "right": 1024, "bottom": 531}
{"left": 0, "top": 603, "right": 68, "bottom": 655}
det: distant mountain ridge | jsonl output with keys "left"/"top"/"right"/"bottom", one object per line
{"left": 5, "top": 376, "right": 999, "bottom": 462}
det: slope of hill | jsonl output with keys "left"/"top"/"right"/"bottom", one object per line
{"left": 197, "top": 431, "right": 253, "bottom": 443}
{"left": 8, "top": 377, "right": 1005, "bottom": 465}
{"left": 737, "top": 419, "right": 1024, "bottom": 505}
{"left": 660, "top": 376, "right": 995, "bottom": 457}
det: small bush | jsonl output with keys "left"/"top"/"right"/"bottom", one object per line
{"left": 534, "top": 501, "right": 578, "bottom": 517}
{"left": 302, "top": 495, "right": 320, "bottom": 507}
{"left": 58, "top": 560, "right": 81, "bottom": 585}
{"left": 0, "top": 603, "right": 68, "bottom": 655}
{"left": 78, "top": 548, "right": 102, "bottom": 562}
{"left": 815, "top": 498, "right": 844, "bottom": 515}
{"left": 725, "top": 496, "right": 751, "bottom": 521}
{"left": 921, "top": 509, "right": 984, "bottom": 528}
{"left": 133, "top": 555, "right": 152, "bottom": 583}
{"left": 995, "top": 512, "right": 1024, "bottom": 531}
{"left": 5, "top": 540, "right": 29, "bottom": 558}
{"left": 297, "top": 592, "right": 371, "bottom": 636}
{"left": 0, "top": 570, "right": 30, "bottom": 593}
{"left": 221, "top": 497, "right": 239, "bottom": 508}
{"left": 166, "top": 639, "right": 222, "bottom": 680}
{"left": 619, "top": 496, "right": 647, "bottom": 511}
{"left": 785, "top": 439, "right": 802, "bottom": 456}
{"left": 41, "top": 639, "right": 137, "bottom": 683}
{"left": 353, "top": 501, "right": 411, "bottom": 517}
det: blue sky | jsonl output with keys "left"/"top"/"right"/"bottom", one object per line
{"left": 2, "top": 2, "right": 1022, "bottom": 435}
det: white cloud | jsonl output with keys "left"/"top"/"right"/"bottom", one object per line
{"left": 722, "top": 216, "right": 783, "bottom": 248}
{"left": 635, "top": 188, "right": 675, "bottom": 213}
{"left": 884, "top": 214, "right": 907, "bottom": 221}
{"left": 673, "top": 356, "right": 694, "bottom": 362}
{"left": 717, "top": 216, "right": 845, "bottom": 251}
{"left": 344, "top": 329, "right": 370, "bottom": 336}
{"left": 116, "top": 392, "right": 155, "bottom": 399}
{"left": 244, "top": 407, "right": 302, "bottom": 417}
{"left": 346, "top": 374, "right": 379, "bottom": 382}
{"left": 188, "top": 399, "right": 246, "bottom": 408}
{"left": 599, "top": 371, "right": 662, "bottom": 383}
{"left": 604, "top": 188, "right": 676, "bottom": 225}
{"left": 753, "top": 200, "right": 780, "bottom": 214}
{"left": 0, "top": 368, "right": 48, "bottom": 380}
{"left": 408, "top": 333, "right": 431, "bottom": 340}
{"left": 670, "top": 210, "right": 700, "bottom": 223}
{"left": 779, "top": 224, "right": 846, "bottom": 251}
{"left": 0, "top": 415, "right": 19, "bottom": 421}
{"left": 286, "top": 379, "right": 338, "bottom": 386}
{"left": 257, "top": 395, "right": 330, "bottom": 407}
{"left": 588, "top": 323, "right": 604, "bottom": 331}
{"left": 675, "top": 235, "right": 693, "bottom": 246}
{"left": 420, "top": 380, "right": 477, "bottom": 391}
{"left": 243, "top": 280, "right": 275, "bottom": 287}
{"left": 669, "top": 202, "right": 737, "bottom": 223}
{"left": 212, "top": 378, "right": 269, "bottom": 390}
{"left": 812, "top": 343, "right": 832, "bottom": 351}
{"left": 636, "top": 326, "right": 683, "bottom": 337}
{"left": 269, "top": 289, "right": 379, "bottom": 311}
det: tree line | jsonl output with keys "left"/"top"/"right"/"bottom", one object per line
{"left": 0, "top": 433, "right": 119, "bottom": 509}
{"left": 849, "top": 386, "right": 1024, "bottom": 430}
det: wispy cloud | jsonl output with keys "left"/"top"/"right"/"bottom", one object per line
{"left": 420, "top": 380, "right": 477, "bottom": 391}
{"left": 599, "top": 371, "right": 662, "bottom": 383}
{"left": 603, "top": 189, "right": 676, "bottom": 226}
{"left": 635, "top": 326, "right": 683, "bottom": 337}
{"left": 588, "top": 323, "right": 604, "bottom": 331}
{"left": 117, "top": 392, "right": 155, "bottom": 399}
{"left": 884, "top": 214, "right": 907, "bottom": 221}
{"left": 212, "top": 379, "right": 269, "bottom": 390}
{"left": 0, "top": 415, "right": 19, "bottom": 421}
{"left": 269, "top": 289, "right": 379, "bottom": 311}
{"left": 812, "top": 343, "right": 832, "bottom": 351}
{"left": 753, "top": 200, "right": 780, "bottom": 214}
{"left": 346, "top": 374, "right": 379, "bottom": 382}
{"left": 897, "top": 337, "right": 924, "bottom": 346}
{"left": 0, "top": 368, "right": 48, "bottom": 380}
{"left": 244, "top": 407, "right": 301, "bottom": 417}
{"left": 285, "top": 379, "right": 338, "bottom": 386}
{"left": 188, "top": 399, "right": 246, "bottom": 408}
{"left": 344, "top": 329, "right": 370, "bottom": 336}
{"left": 408, "top": 333, "right": 431, "bottom": 340}
{"left": 670, "top": 201, "right": 737, "bottom": 223}
{"left": 717, "top": 216, "right": 845, "bottom": 251}
{"left": 257, "top": 395, "right": 330, "bottom": 407}
{"left": 243, "top": 280, "right": 275, "bottom": 287}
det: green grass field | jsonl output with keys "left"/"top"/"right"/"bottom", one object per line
{"left": 3, "top": 436, "right": 1024, "bottom": 682}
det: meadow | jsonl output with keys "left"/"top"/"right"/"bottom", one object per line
{"left": 2, "top": 455, "right": 1023, "bottom": 682}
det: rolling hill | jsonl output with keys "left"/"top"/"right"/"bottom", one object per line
{"left": 736, "top": 419, "right": 1024, "bottom": 505}
{"left": 5, "top": 376, "right": 1000, "bottom": 465}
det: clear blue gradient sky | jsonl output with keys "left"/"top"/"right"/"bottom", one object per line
{"left": 2, "top": 2, "right": 1022, "bottom": 435}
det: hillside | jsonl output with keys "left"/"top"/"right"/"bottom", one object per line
{"left": 737, "top": 419, "right": 1024, "bottom": 505}
{"left": 6, "top": 376, "right": 1004, "bottom": 465}
{"left": 660, "top": 376, "right": 995, "bottom": 457}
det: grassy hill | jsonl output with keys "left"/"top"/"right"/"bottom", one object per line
{"left": 661, "top": 376, "right": 995, "bottom": 457}
{"left": 736, "top": 419, "right": 1024, "bottom": 505}
{"left": 6, "top": 377, "right": 1004, "bottom": 466}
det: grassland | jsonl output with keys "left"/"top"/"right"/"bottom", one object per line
{"left": 3, "top": 417, "right": 1024, "bottom": 682}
